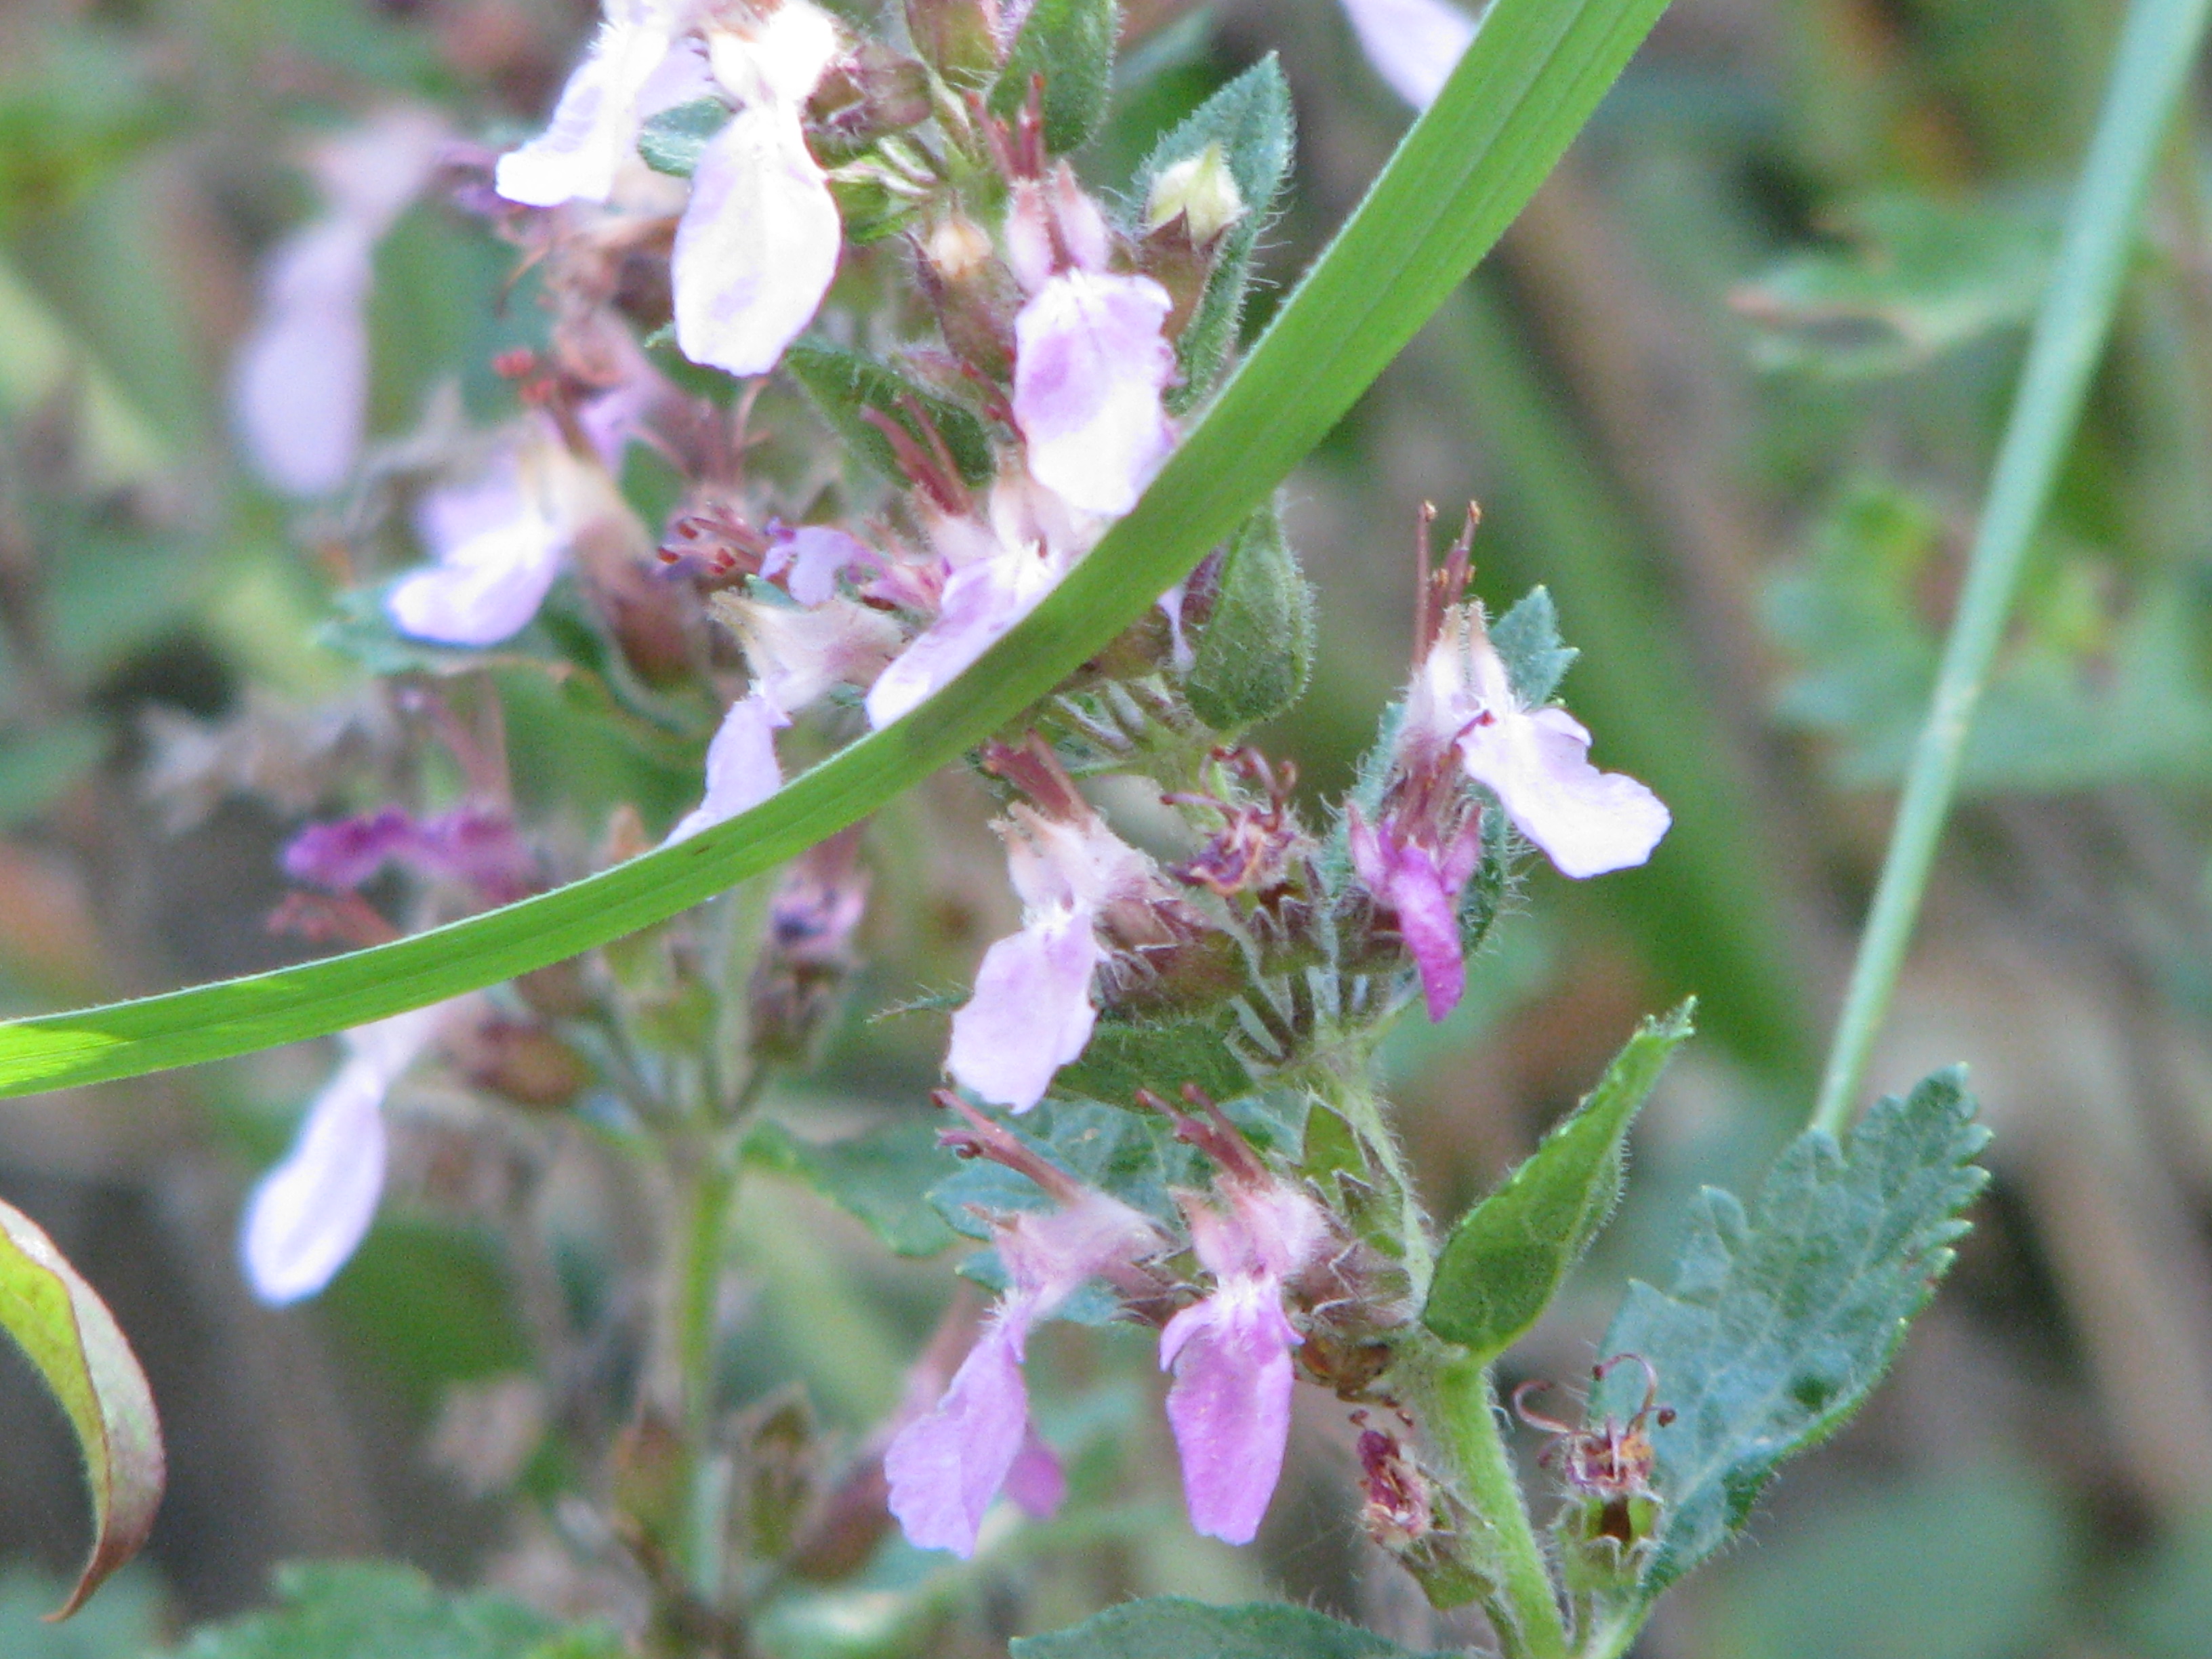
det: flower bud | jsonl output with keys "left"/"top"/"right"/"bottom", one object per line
{"left": 905, "top": 0, "right": 1002, "bottom": 83}
{"left": 747, "top": 830, "right": 870, "bottom": 1063}
{"left": 453, "top": 1016, "right": 588, "bottom": 1110}
{"left": 1144, "top": 143, "right": 1246, "bottom": 247}
{"left": 916, "top": 210, "right": 1019, "bottom": 379}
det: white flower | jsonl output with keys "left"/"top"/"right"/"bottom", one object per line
{"left": 385, "top": 438, "right": 609, "bottom": 647}
{"left": 494, "top": 0, "right": 710, "bottom": 207}
{"left": 663, "top": 693, "right": 790, "bottom": 844}
{"left": 1338, "top": 0, "right": 1477, "bottom": 110}
{"left": 240, "top": 1005, "right": 448, "bottom": 1305}
{"left": 670, "top": 1, "right": 844, "bottom": 375}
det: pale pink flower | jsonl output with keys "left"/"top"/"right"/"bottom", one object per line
{"left": 240, "top": 1004, "right": 449, "bottom": 1305}
{"left": 717, "top": 590, "right": 902, "bottom": 716}
{"left": 386, "top": 455, "right": 573, "bottom": 647}
{"left": 671, "top": 2, "right": 844, "bottom": 375}
{"left": 232, "top": 108, "right": 449, "bottom": 495}
{"left": 1012, "top": 271, "right": 1179, "bottom": 516}
{"left": 864, "top": 478, "right": 1096, "bottom": 729}
{"left": 1414, "top": 606, "right": 1669, "bottom": 880}
{"left": 494, "top": 0, "right": 710, "bottom": 207}
{"left": 1161, "top": 1181, "right": 1328, "bottom": 1545}
{"left": 886, "top": 1117, "right": 1164, "bottom": 1557}
{"left": 1345, "top": 802, "right": 1481, "bottom": 1021}
{"left": 663, "top": 693, "right": 790, "bottom": 844}
{"left": 946, "top": 806, "right": 1157, "bottom": 1111}
{"left": 1337, "top": 0, "right": 1477, "bottom": 110}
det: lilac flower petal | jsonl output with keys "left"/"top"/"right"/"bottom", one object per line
{"left": 241, "top": 1055, "right": 390, "bottom": 1305}
{"left": 495, "top": 1, "right": 695, "bottom": 207}
{"left": 230, "top": 220, "right": 376, "bottom": 497}
{"left": 283, "top": 806, "right": 415, "bottom": 891}
{"left": 664, "top": 693, "right": 789, "bottom": 845}
{"left": 1012, "top": 271, "right": 1176, "bottom": 517}
{"left": 386, "top": 466, "right": 569, "bottom": 647}
{"left": 672, "top": 108, "right": 840, "bottom": 377}
{"left": 946, "top": 905, "right": 1102, "bottom": 1112}
{"left": 705, "top": 0, "right": 840, "bottom": 106}
{"left": 1456, "top": 705, "right": 1670, "bottom": 880}
{"left": 724, "top": 593, "right": 903, "bottom": 715}
{"left": 232, "top": 110, "right": 446, "bottom": 497}
{"left": 1160, "top": 1279, "right": 1300, "bottom": 1544}
{"left": 865, "top": 548, "right": 1057, "bottom": 729}
{"left": 763, "top": 525, "right": 874, "bottom": 607}
{"left": 1338, "top": 0, "right": 1477, "bottom": 110}
{"left": 1004, "top": 1431, "right": 1068, "bottom": 1519}
{"left": 884, "top": 1315, "right": 1033, "bottom": 1557}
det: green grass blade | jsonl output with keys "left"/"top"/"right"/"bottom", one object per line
{"left": 0, "top": 0, "right": 1675, "bottom": 1097}
{"left": 1809, "top": 0, "right": 2212, "bottom": 1136}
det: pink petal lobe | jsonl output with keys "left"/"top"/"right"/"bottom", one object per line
{"left": 672, "top": 108, "right": 839, "bottom": 377}
{"left": 884, "top": 1314, "right": 1033, "bottom": 1557}
{"left": 1012, "top": 272, "right": 1176, "bottom": 516}
{"left": 1456, "top": 706, "right": 1669, "bottom": 879}
{"left": 1160, "top": 1278, "right": 1300, "bottom": 1544}
{"left": 946, "top": 906, "right": 1101, "bottom": 1112}
{"left": 1004, "top": 1430, "right": 1067, "bottom": 1519}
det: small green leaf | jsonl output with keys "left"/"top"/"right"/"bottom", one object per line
{"left": 0, "top": 1198, "right": 164, "bottom": 1619}
{"left": 636, "top": 98, "right": 729, "bottom": 178}
{"left": 1009, "top": 1597, "right": 1449, "bottom": 1659}
{"left": 989, "top": 0, "right": 1118, "bottom": 155}
{"left": 1591, "top": 1067, "right": 1990, "bottom": 1598}
{"left": 1135, "top": 56, "right": 1295, "bottom": 404}
{"left": 1488, "top": 585, "right": 1577, "bottom": 708}
{"left": 1734, "top": 192, "right": 2056, "bottom": 379}
{"left": 1185, "top": 501, "right": 1315, "bottom": 733}
{"left": 1422, "top": 1002, "right": 1693, "bottom": 1361}
{"left": 164, "top": 1561, "right": 623, "bottom": 1659}
{"left": 783, "top": 339, "right": 996, "bottom": 487}
{"left": 740, "top": 1117, "right": 961, "bottom": 1256}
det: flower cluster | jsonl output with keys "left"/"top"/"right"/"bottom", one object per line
{"left": 222, "top": 0, "right": 1673, "bottom": 1596}
{"left": 885, "top": 1090, "right": 1346, "bottom": 1553}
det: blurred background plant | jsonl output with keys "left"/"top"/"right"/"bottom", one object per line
{"left": 0, "top": 1, "right": 2209, "bottom": 1656}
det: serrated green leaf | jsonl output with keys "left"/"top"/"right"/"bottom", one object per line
{"left": 988, "top": 0, "right": 1118, "bottom": 155}
{"left": 1590, "top": 1068, "right": 1990, "bottom": 1598}
{"left": 1422, "top": 1002, "right": 1692, "bottom": 1361}
{"left": 741, "top": 1116, "right": 961, "bottom": 1256}
{"left": 783, "top": 338, "right": 996, "bottom": 487}
{"left": 1185, "top": 499, "right": 1314, "bottom": 733}
{"left": 0, "top": 0, "right": 1678, "bottom": 1100}
{"left": 1008, "top": 1597, "right": 1449, "bottom": 1659}
{"left": 0, "top": 1199, "right": 163, "bottom": 1620}
{"left": 1488, "top": 585, "right": 1577, "bottom": 708}
{"left": 163, "top": 1562, "right": 622, "bottom": 1659}
{"left": 636, "top": 97, "right": 729, "bottom": 178}
{"left": 929, "top": 1098, "right": 1180, "bottom": 1233}
{"left": 1136, "top": 56, "right": 1294, "bottom": 405}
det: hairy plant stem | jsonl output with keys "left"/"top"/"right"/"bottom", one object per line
{"left": 1405, "top": 1342, "right": 1570, "bottom": 1659}
{"left": 1809, "top": 0, "right": 2212, "bottom": 1136}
